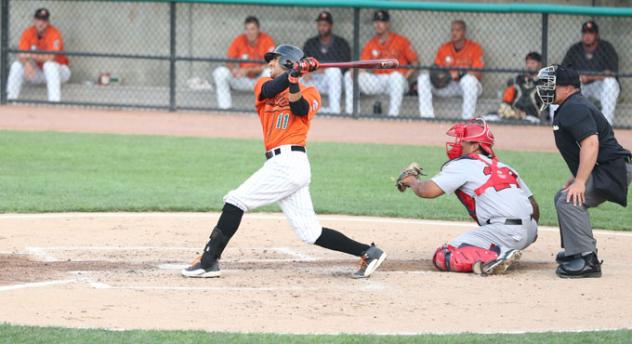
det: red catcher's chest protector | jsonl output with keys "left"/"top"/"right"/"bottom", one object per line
{"left": 453, "top": 154, "right": 521, "bottom": 224}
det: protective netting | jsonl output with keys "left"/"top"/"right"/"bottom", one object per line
{"left": 1, "top": 1, "right": 630, "bottom": 127}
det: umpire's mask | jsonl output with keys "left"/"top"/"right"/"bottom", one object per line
{"left": 535, "top": 65, "right": 557, "bottom": 112}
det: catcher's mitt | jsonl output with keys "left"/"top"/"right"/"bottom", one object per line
{"left": 430, "top": 65, "right": 451, "bottom": 89}
{"left": 396, "top": 162, "right": 424, "bottom": 192}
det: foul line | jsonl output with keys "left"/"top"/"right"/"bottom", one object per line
{"left": 0, "top": 279, "right": 75, "bottom": 293}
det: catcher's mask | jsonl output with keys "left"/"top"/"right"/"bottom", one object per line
{"left": 264, "top": 44, "right": 304, "bottom": 70}
{"left": 445, "top": 118, "right": 495, "bottom": 160}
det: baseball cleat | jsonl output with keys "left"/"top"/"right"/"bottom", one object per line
{"left": 352, "top": 244, "right": 386, "bottom": 279}
{"left": 473, "top": 249, "right": 522, "bottom": 276}
{"left": 181, "top": 255, "right": 221, "bottom": 278}
{"left": 556, "top": 252, "right": 602, "bottom": 279}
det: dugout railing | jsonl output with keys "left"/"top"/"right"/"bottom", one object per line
{"left": 1, "top": 0, "right": 632, "bottom": 128}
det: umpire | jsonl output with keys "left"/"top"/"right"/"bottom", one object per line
{"left": 536, "top": 65, "right": 632, "bottom": 278}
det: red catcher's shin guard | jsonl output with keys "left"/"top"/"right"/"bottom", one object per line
{"left": 432, "top": 244, "right": 499, "bottom": 272}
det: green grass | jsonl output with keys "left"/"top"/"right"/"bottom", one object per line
{"left": 1, "top": 130, "right": 630, "bottom": 230}
{"left": 1, "top": 324, "right": 631, "bottom": 344}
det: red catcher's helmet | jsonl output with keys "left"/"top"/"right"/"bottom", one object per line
{"left": 445, "top": 118, "right": 495, "bottom": 160}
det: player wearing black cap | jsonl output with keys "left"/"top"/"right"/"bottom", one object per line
{"left": 561, "top": 20, "right": 620, "bottom": 124}
{"left": 6, "top": 8, "right": 70, "bottom": 102}
{"left": 494, "top": 52, "right": 543, "bottom": 124}
{"left": 301, "top": 11, "right": 351, "bottom": 114}
{"left": 536, "top": 65, "right": 631, "bottom": 278}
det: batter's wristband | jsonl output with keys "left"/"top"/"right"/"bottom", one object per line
{"left": 288, "top": 74, "right": 299, "bottom": 84}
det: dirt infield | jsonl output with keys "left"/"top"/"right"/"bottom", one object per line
{"left": 1, "top": 213, "right": 632, "bottom": 334}
{"left": 5, "top": 104, "right": 632, "bottom": 152}
{"left": 2, "top": 105, "right": 632, "bottom": 335}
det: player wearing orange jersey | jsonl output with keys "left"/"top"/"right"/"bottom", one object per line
{"left": 213, "top": 16, "right": 275, "bottom": 109}
{"left": 183, "top": 44, "right": 386, "bottom": 279}
{"left": 418, "top": 20, "right": 484, "bottom": 119}
{"left": 344, "top": 10, "right": 419, "bottom": 116}
{"left": 7, "top": 8, "right": 70, "bottom": 102}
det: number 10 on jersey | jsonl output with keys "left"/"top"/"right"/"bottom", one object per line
{"left": 276, "top": 113, "right": 290, "bottom": 130}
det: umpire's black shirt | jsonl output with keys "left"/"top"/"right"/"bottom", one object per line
{"left": 553, "top": 91, "right": 629, "bottom": 176}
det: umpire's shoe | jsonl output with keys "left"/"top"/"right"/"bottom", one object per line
{"left": 181, "top": 255, "right": 221, "bottom": 278}
{"left": 352, "top": 243, "right": 387, "bottom": 279}
{"left": 556, "top": 252, "right": 602, "bottom": 278}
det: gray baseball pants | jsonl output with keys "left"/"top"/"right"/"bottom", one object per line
{"left": 554, "top": 162, "right": 632, "bottom": 256}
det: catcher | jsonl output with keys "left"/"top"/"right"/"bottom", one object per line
{"left": 396, "top": 118, "right": 540, "bottom": 275}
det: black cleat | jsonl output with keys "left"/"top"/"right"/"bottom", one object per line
{"left": 556, "top": 252, "right": 602, "bottom": 279}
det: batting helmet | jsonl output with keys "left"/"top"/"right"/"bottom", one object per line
{"left": 445, "top": 118, "right": 495, "bottom": 160}
{"left": 264, "top": 44, "right": 304, "bottom": 69}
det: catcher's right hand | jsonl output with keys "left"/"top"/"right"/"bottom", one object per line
{"left": 396, "top": 162, "right": 424, "bottom": 192}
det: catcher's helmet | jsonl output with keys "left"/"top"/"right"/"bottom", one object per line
{"left": 446, "top": 118, "right": 495, "bottom": 160}
{"left": 264, "top": 44, "right": 304, "bottom": 69}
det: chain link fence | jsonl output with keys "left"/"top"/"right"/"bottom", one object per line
{"left": 1, "top": 0, "right": 631, "bottom": 128}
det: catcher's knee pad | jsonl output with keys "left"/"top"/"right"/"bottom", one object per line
{"left": 432, "top": 244, "right": 499, "bottom": 272}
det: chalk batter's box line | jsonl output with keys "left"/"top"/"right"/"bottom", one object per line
{"left": 2, "top": 212, "right": 631, "bottom": 237}
{"left": 23, "top": 245, "right": 320, "bottom": 263}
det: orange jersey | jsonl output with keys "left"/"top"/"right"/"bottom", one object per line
{"left": 18, "top": 25, "right": 68, "bottom": 67}
{"left": 360, "top": 32, "right": 418, "bottom": 75}
{"left": 254, "top": 77, "right": 321, "bottom": 151}
{"left": 434, "top": 39, "right": 484, "bottom": 78}
{"left": 227, "top": 32, "right": 275, "bottom": 75}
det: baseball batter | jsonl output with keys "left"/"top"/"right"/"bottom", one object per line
{"left": 396, "top": 119, "right": 540, "bottom": 275}
{"left": 182, "top": 44, "right": 386, "bottom": 279}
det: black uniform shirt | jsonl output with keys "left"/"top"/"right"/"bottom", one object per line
{"left": 561, "top": 40, "right": 618, "bottom": 74}
{"left": 303, "top": 35, "right": 351, "bottom": 63}
{"left": 553, "top": 92, "right": 630, "bottom": 176}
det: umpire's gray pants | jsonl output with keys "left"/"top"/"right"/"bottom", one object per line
{"left": 555, "top": 162, "right": 632, "bottom": 256}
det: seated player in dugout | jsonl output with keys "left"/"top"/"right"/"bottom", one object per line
{"left": 302, "top": 11, "right": 351, "bottom": 114}
{"left": 490, "top": 52, "right": 544, "bottom": 124}
{"left": 561, "top": 20, "right": 619, "bottom": 125}
{"left": 212, "top": 16, "right": 275, "bottom": 110}
{"left": 7, "top": 8, "right": 70, "bottom": 102}
{"left": 182, "top": 44, "right": 386, "bottom": 279}
{"left": 417, "top": 20, "right": 484, "bottom": 119}
{"left": 395, "top": 119, "right": 539, "bottom": 275}
{"left": 344, "top": 10, "right": 419, "bottom": 117}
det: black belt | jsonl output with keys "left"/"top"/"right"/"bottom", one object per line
{"left": 265, "top": 145, "right": 306, "bottom": 160}
{"left": 485, "top": 218, "right": 523, "bottom": 225}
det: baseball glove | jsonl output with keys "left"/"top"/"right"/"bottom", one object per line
{"left": 430, "top": 65, "right": 451, "bottom": 89}
{"left": 396, "top": 162, "right": 424, "bottom": 192}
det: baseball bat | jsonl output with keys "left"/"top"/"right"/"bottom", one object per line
{"left": 318, "top": 59, "right": 399, "bottom": 70}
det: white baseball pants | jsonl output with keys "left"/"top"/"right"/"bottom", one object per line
{"left": 344, "top": 71, "right": 408, "bottom": 116}
{"left": 417, "top": 72, "right": 482, "bottom": 119}
{"left": 581, "top": 77, "right": 619, "bottom": 125}
{"left": 213, "top": 66, "right": 270, "bottom": 109}
{"left": 223, "top": 145, "right": 322, "bottom": 244}
{"left": 302, "top": 68, "right": 342, "bottom": 114}
{"left": 7, "top": 60, "right": 71, "bottom": 102}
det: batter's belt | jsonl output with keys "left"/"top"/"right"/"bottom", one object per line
{"left": 265, "top": 145, "right": 306, "bottom": 160}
